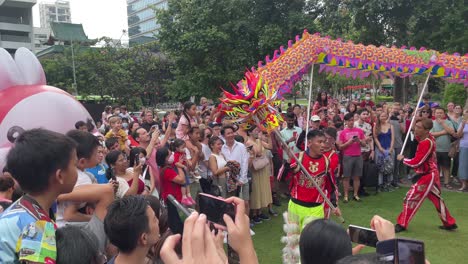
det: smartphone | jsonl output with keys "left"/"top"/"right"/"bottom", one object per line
{"left": 167, "top": 194, "right": 192, "bottom": 235}
{"left": 198, "top": 193, "right": 236, "bottom": 226}
{"left": 348, "top": 225, "right": 378, "bottom": 247}
{"left": 151, "top": 124, "right": 159, "bottom": 130}
{"left": 293, "top": 131, "right": 298, "bottom": 138}
{"left": 377, "top": 238, "right": 425, "bottom": 264}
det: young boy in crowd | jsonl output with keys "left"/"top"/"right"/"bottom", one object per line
{"left": 105, "top": 115, "right": 129, "bottom": 152}
{"left": 0, "top": 129, "right": 78, "bottom": 263}
{"left": 56, "top": 130, "right": 115, "bottom": 253}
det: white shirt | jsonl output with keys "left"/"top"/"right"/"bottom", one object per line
{"left": 280, "top": 126, "right": 303, "bottom": 162}
{"left": 354, "top": 121, "right": 372, "bottom": 152}
{"left": 56, "top": 169, "right": 94, "bottom": 227}
{"left": 200, "top": 143, "right": 212, "bottom": 179}
{"left": 221, "top": 141, "right": 249, "bottom": 184}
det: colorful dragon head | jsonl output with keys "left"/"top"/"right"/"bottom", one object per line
{"left": 221, "top": 70, "right": 283, "bottom": 133}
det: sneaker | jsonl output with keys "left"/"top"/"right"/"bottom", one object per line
{"left": 268, "top": 208, "right": 278, "bottom": 217}
{"left": 253, "top": 216, "right": 262, "bottom": 224}
{"left": 395, "top": 224, "right": 406, "bottom": 233}
{"left": 258, "top": 213, "right": 271, "bottom": 221}
{"left": 439, "top": 224, "right": 458, "bottom": 231}
{"left": 181, "top": 197, "right": 192, "bottom": 206}
{"left": 353, "top": 195, "right": 362, "bottom": 202}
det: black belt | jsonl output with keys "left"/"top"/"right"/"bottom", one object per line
{"left": 291, "top": 198, "right": 321, "bottom": 208}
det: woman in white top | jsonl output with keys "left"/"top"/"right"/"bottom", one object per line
{"left": 105, "top": 150, "right": 142, "bottom": 198}
{"left": 208, "top": 136, "right": 229, "bottom": 198}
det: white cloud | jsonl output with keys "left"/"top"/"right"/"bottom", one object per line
{"left": 33, "top": 0, "right": 128, "bottom": 41}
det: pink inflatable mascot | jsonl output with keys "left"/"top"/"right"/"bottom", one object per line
{"left": 0, "top": 47, "right": 93, "bottom": 170}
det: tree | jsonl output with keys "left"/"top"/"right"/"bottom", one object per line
{"left": 156, "top": 0, "right": 319, "bottom": 100}
{"left": 40, "top": 42, "right": 172, "bottom": 108}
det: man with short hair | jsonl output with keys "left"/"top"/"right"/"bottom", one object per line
{"left": 337, "top": 113, "right": 366, "bottom": 203}
{"left": 360, "top": 91, "right": 375, "bottom": 110}
{"left": 354, "top": 109, "right": 374, "bottom": 196}
{"left": 288, "top": 130, "right": 341, "bottom": 229}
{"left": 0, "top": 129, "right": 78, "bottom": 263}
{"left": 431, "top": 107, "right": 456, "bottom": 188}
{"left": 105, "top": 137, "right": 120, "bottom": 152}
{"left": 141, "top": 110, "right": 157, "bottom": 132}
{"left": 221, "top": 125, "right": 250, "bottom": 212}
{"left": 104, "top": 196, "right": 160, "bottom": 264}
{"left": 280, "top": 113, "right": 303, "bottom": 190}
{"left": 395, "top": 119, "right": 457, "bottom": 232}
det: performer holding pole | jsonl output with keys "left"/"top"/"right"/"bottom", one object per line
{"left": 400, "top": 73, "right": 430, "bottom": 155}
{"left": 276, "top": 129, "right": 342, "bottom": 228}
{"left": 395, "top": 118, "right": 457, "bottom": 232}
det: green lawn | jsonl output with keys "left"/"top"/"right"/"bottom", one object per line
{"left": 252, "top": 188, "right": 467, "bottom": 263}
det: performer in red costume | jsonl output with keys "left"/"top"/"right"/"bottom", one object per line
{"left": 322, "top": 127, "right": 340, "bottom": 219}
{"left": 395, "top": 118, "right": 457, "bottom": 232}
{"left": 288, "top": 130, "right": 341, "bottom": 229}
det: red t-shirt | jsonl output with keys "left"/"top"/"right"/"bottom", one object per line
{"left": 290, "top": 153, "right": 330, "bottom": 204}
{"left": 160, "top": 167, "right": 182, "bottom": 202}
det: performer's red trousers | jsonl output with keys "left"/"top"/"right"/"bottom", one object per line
{"left": 397, "top": 172, "right": 456, "bottom": 228}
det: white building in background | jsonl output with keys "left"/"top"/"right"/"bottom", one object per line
{"left": 39, "top": 0, "right": 70, "bottom": 28}
{"left": 33, "top": 26, "right": 49, "bottom": 52}
{"left": 34, "top": 0, "right": 71, "bottom": 53}
{"left": 0, "top": 0, "right": 36, "bottom": 53}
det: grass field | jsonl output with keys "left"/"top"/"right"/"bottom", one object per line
{"left": 251, "top": 188, "right": 467, "bottom": 263}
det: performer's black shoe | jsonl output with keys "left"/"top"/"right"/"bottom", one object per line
{"left": 395, "top": 224, "right": 406, "bottom": 233}
{"left": 439, "top": 224, "right": 458, "bottom": 231}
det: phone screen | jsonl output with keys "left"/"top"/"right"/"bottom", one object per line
{"left": 198, "top": 193, "right": 235, "bottom": 226}
{"left": 348, "top": 225, "right": 378, "bottom": 247}
{"left": 396, "top": 239, "right": 425, "bottom": 264}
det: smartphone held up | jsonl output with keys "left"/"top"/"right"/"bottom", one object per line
{"left": 198, "top": 193, "right": 236, "bottom": 227}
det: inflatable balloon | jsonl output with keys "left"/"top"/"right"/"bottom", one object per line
{"left": 0, "top": 47, "right": 94, "bottom": 171}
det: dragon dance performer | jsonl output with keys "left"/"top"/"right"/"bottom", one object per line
{"left": 288, "top": 130, "right": 341, "bottom": 229}
{"left": 322, "top": 128, "right": 340, "bottom": 219}
{"left": 395, "top": 118, "right": 457, "bottom": 232}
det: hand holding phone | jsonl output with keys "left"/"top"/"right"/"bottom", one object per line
{"left": 198, "top": 193, "right": 235, "bottom": 227}
{"left": 348, "top": 225, "right": 378, "bottom": 247}
{"left": 377, "top": 238, "right": 425, "bottom": 264}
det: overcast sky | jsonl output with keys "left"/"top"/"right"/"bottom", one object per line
{"left": 33, "top": 0, "right": 128, "bottom": 41}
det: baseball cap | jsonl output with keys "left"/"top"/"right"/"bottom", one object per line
{"left": 311, "top": 115, "right": 321, "bottom": 121}
{"left": 208, "top": 122, "right": 221, "bottom": 128}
